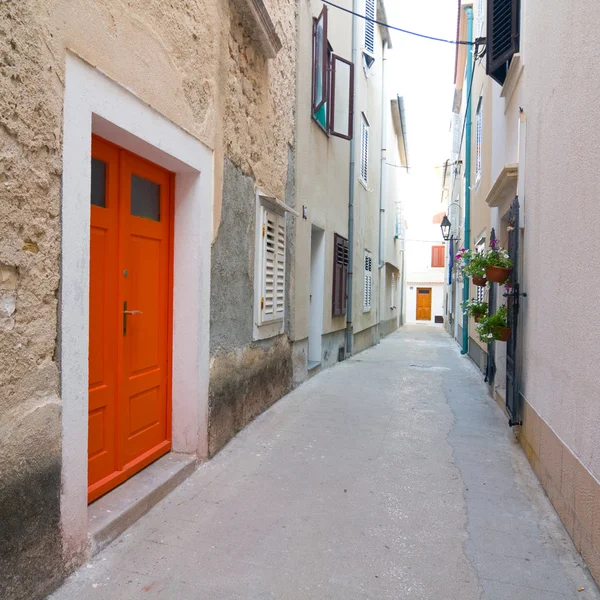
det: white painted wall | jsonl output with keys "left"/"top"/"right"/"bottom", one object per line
{"left": 405, "top": 283, "right": 444, "bottom": 325}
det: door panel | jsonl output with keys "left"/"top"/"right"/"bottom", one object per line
{"left": 88, "top": 139, "right": 120, "bottom": 493}
{"left": 88, "top": 136, "right": 172, "bottom": 503}
{"left": 120, "top": 152, "right": 171, "bottom": 468}
{"left": 416, "top": 288, "right": 432, "bottom": 321}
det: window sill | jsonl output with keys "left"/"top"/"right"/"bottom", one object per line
{"left": 253, "top": 318, "right": 284, "bottom": 342}
{"left": 231, "top": 0, "right": 282, "bottom": 58}
{"left": 359, "top": 178, "right": 369, "bottom": 191}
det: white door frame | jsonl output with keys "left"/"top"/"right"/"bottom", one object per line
{"left": 60, "top": 53, "right": 213, "bottom": 558}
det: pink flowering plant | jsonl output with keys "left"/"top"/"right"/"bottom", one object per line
{"left": 486, "top": 238, "right": 512, "bottom": 268}
{"left": 454, "top": 247, "right": 487, "bottom": 279}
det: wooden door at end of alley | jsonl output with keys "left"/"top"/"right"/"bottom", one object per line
{"left": 416, "top": 288, "right": 432, "bottom": 321}
{"left": 88, "top": 135, "right": 173, "bottom": 503}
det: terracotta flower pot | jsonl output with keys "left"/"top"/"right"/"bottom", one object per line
{"left": 486, "top": 265, "right": 512, "bottom": 284}
{"left": 474, "top": 313, "right": 484, "bottom": 323}
{"left": 494, "top": 326, "right": 511, "bottom": 342}
{"left": 472, "top": 275, "right": 487, "bottom": 287}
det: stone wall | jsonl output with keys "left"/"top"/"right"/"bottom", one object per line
{"left": 0, "top": 0, "right": 297, "bottom": 597}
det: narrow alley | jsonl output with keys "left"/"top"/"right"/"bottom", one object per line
{"left": 50, "top": 327, "right": 598, "bottom": 600}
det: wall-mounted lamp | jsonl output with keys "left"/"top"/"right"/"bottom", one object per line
{"left": 440, "top": 215, "right": 452, "bottom": 241}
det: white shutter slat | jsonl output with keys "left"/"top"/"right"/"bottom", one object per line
{"left": 274, "top": 215, "right": 286, "bottom": 319}
{"left": 261, "top": 208, "right": 277, "bottom": 323}
{"left": 364, "top": 0, "right": 375, "bottom": 54}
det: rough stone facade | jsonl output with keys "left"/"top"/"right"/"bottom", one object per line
{"left": 209, "top": 158, "right": 295, "bottom": 456}
{"left": 0, "top": 0, "right": 297, "bottom": 597}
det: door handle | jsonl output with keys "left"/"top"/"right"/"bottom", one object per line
{"left": 123, "top": 301, "right": 143, "bottom": 335}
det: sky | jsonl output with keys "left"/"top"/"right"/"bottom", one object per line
{"left": 384, "top": 0, "right": 458, "bottom": 226}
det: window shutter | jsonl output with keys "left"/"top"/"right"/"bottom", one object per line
{"left": 486, "top": 0, "right": 520, "bottom": 85}
{"left": 363, "top": 251, "right": 372, "bottom": 311}
{"left": 312, "top": 6, "right": 329, "bottom": 114}
{"left": 364, "top": 0, "right": 375, "bottom": 55}
{"left": 333, "top": 235, "right": 349, "bottom": 316}
{"left": 260, "top": 207, "right": 276, "bottom": 323}
{"left": 274, "top": 214, "right": 286, "bottom": 320}
{"left": 329, "top": 55, "right": 354, "bottom": 140}
{"left": 341, "top": 237, "right": 348, "bottom": 316}
{"left": 360, "top": 117, "right": 369, "bottom": 184}
{"left": 432, "top": 245, "right": 445, "bottom": 268}
{"left": 452, "top": 112, "right": 461, "bottom": 157}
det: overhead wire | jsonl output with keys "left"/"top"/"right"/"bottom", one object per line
{"left": 321, "top": 0, "right": 477, "bottom": 46}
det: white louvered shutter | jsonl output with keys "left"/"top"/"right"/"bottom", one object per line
{"left": 364, "top": 251, "right": 372, "bottom": 311}
{"left": 261, "top": 208, "right": 277, "bottom": 323}
{"left": 360, "top": 118, "right": 369, "bottom": 184}
{"left": 364, "top": 0, "right": 375, "bottom": 54}
{"left": 452, "top": 112, "right": 461, "bottom": 157}
{"left": 274, "top": 214, "right": 286, "bottom": 320}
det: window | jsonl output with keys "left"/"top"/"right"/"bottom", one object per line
{"left": 486, "top": 0, "right": 520, "bottom": 85}
{"left": 360, "top": 115, "right": 369, "bottom": 184}
{"left": 476, "top": 97, "right": 483, "bottom": 183}
{"left": 432, "top": 245, "right": 445, "bottom": 268}
{"left": 363, "top": 0, "right": 375, "bottom": 67}
{"left": 363, "top": 250, "right": 372, "bottom": 311}
{"left": 312, "top": 7, "right": 355, "bottom": 139}
{"left": 332, "top": 234, "right": 349, "bottom": 316}
{"left": 257, "top": 205, "right": 286, "bottom": 324}
{"left": 477, "top": 0, "right": 485, "bottom": 37}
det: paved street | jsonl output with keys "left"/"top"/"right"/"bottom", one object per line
{"left": 50, "top": 327, "right": 599, "bottom": 599}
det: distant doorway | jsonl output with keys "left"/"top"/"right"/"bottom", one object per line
{"left": 308, "top": 226, "right": 325, "bottom": 367}
{"left": 416, "top": 287, "right": 432, "bottom": 321}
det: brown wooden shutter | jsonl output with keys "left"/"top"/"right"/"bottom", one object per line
{"left": 486, "top": 0, "right": 520, "bottom": 85}
{"left": 333, "top": 234, "right": 349, "bottom": 316}
{"left": 341, "top": 236, "right": 348, "bottom": 316}
{"left": 432, "top": 245, "right": 445, "bottom": 268}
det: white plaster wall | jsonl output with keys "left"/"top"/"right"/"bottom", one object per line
{"left": 351, "top": 16, "right": 387, "bottom": 337}
{"left": 405, "top": 283, "right": 444, "bottom": 325}
{"left": 292, "top": 0, "right": 352, "bottom": 343}
{"left": 519, "top": 0, "right": 600, "bottom": 479}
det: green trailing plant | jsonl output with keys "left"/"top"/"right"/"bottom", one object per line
{"left": 454, "top": 248, "right": 488, "bottom": 279}
{"left": 476, "top": 305, "right": 509, "bottom": 344}
{"left": 461, "top": 299, "right": 488, "bottom": 319}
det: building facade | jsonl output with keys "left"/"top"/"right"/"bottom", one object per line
{"left": 445, "top": 0, "right": 600, "bottom": 585}
{"left": 291, "top": 0, "right": 405, "bottom": 381}
{"left": 0, "top": 0, "right": 296, "bottom": 598}
{"left": 0, "top": 0, "right": 406, "bottom": 598}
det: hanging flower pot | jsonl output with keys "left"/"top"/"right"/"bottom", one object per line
{"left": 474, "top": 313, "right": 483, "bottom": 323}
{"left": 493, "top": 326, "right": 511, "bottom": 342}
{"left": 486, "top": 265, "right": 512, "bottom": 284}
{"left": 475, "top": 305, "right": 510, "bottom": 344}
{"left": 472, "top": 275, "right": 487, "bottom": 287}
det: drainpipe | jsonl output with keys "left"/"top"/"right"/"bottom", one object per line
{"left": 461, "top": 5, "right": 473, "bottom": 355}
{"left": 378, "top": 42, "right": 388, "bottom": 272}
{"left": 345, "top": 0, "right": 359, "bottom": 356}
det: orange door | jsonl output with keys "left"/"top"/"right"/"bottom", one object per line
{"left": 88, "top": 136, "right": 173, "bottom": 503}
{"left": 416, "top": 288, "right": 432, "bottom": 321}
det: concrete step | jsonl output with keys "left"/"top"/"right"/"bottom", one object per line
{"left": 88, "top": 453, "right": 196, "bottom": 556}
